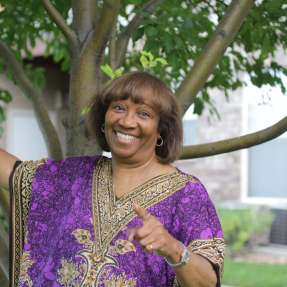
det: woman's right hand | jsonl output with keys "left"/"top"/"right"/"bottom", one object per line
{"left": 0, "top": 148, "right": 19, "bottom": 191}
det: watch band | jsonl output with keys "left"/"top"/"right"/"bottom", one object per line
{"left": 164, "top": 241, "right": 190, "bottom": 268}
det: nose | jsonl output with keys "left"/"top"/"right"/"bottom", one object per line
{"left": 119, "top": 111, "right": 137, "bottom": 129}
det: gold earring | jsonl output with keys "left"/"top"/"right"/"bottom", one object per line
{"left": 101, "top": 124, "right": 105, "bottom": 133}
{"left": 156, "top": 136, "right": 163, "bottom": 147}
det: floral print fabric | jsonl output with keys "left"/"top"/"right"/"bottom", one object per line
{"left": 11, "top": 156, "right": 225, "bottom": 287}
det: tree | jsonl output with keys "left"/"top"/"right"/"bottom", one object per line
{"left": 0, "top": 0, "right": 287, "bottom": 280}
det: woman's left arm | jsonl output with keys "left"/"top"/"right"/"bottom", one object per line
{"left": 165, "top": 241, "right": 217, "bottom": 287}
{"left": 127, "top": 204, "right": 218, "bottom": 287}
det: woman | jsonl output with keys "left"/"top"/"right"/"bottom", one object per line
{"left": 0, "top": 72, "right": 225, "bottom": 287}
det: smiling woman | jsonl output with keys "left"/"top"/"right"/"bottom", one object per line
{"left": 86, "top": 71, "right": 183, "bottom": 164}
{"left": 1, "top": 72, "right": 225, "bottom": 287}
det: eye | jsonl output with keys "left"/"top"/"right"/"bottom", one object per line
{"left": 114, "top": 105, "right": 124, "bottom": 111}
{"left": 140, "top": 111, "right": 149, "bottom": 117}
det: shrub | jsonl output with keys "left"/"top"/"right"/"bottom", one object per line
{"left": 217, "top": 206, "right": 275, "bottom": 256}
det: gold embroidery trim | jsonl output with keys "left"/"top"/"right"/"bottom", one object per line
{"left": 11, "top": 158, "right": 48, "bottom": 287}
{"left": 92, "top": 157, "right": 197, "bottom": 256}
{"left": 173, "top": 238, "right": 226, "bottom": 286}
{"left": 189, "top": 237, "right": 226, "bottom": 283}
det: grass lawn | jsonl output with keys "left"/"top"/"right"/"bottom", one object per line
{"left": 222, "top": 259, "right": 287, "bottom": 287}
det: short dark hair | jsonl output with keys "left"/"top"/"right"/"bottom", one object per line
{"left": 85, "top": 71, "right": 183, "bottom": 164}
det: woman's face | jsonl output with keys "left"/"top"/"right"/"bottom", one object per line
{"left": 104, "top": 98, "right": 160, "bottom": 163}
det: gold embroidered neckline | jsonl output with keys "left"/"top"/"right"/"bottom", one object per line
{"left": 107, "top": 158, "right": 181, "bottom": 204}
{"left": 92, "top": 156, "right": 196, "bottom": 256}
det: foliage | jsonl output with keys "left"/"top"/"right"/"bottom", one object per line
{"left": 223, "top": 259, "right": 287, "bottom": 287}
{"left": 101, "top": 64, "right": 123, "bottom": 80}
{"left": 217, "top": 206, "right": 275, "bottom": 255}
{"left": 0, "top": 87, "right": 12, "bottom": 137}
{"left": 0, "top": 208, "right": 8, "bottom": 232}
{"left": 139, "top": 51, "right": 168, "bottom": 70}
{"left": 0, "top": 0, "right": 286, "bottom": 125}
{"left": 125, "top": 0, "right": 287, "bottom": 115}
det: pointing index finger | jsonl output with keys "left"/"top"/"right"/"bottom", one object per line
{"left": 134, "top": 204, "right": 150, "bottom": 223}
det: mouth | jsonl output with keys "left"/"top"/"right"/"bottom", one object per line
{"left": 114, "top": 131, "right": 139, "bottom": 141}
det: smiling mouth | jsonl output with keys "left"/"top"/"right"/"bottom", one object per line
{"left": 115, "top": 131, "right": 138, "bottom": 141}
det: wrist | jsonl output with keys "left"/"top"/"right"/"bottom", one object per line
{"left": 165, "top": 240, "right": 183, "bottom": 264}
{"left": 165, "top": 241, "right": 190, "bottom": 268}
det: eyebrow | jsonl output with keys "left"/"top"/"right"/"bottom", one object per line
{"left": 142, "top": 102, "right": 155, "bottom": 110}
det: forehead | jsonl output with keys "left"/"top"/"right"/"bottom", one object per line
{"left": 109, "top": 87, "right": 162, "bottom": 110}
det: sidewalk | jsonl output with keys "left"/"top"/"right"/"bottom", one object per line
{"left": 234, "top": 244, "right": 287, "bottom": 265}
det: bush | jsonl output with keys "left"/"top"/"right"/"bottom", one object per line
{"left": 217, "top": 206, "right": 275, "bottom": 256}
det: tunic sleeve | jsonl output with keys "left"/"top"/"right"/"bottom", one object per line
{"left": 9, "top": 159, "right": 48, "bottom": 287}
{"left": 171, "top": 177, "right": 226, "bottom": 287}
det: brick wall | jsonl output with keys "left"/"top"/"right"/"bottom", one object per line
{"left": 175, "top": 87, "right": 244, "bottom": 205}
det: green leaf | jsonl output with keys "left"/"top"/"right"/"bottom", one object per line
{"left": 184, "top": 17, "right": 193, "bottom": 29}
{"left": 149, "top": 61, "right": 158, "bottom": 67}
{"left": 143, "top": 40, "right": 160, "bottom": 54}
{"left": 261, "top": 35, "right": 272, "bottom": 56}
{"left": 146, "top": 26, "right": 158, "bottom": 37}
{"left": 174, "top": 36, "right": 184, "bottom": 48}
{"left": 167, "top": 54, "right": 179, "bottom": 69}
{"left": 0, "top": 88, "right": 13, "bottom": 103}
{"left": 140, "top": 55, "right": 149, "bottom": 69}
{"left": 81, "top": 107, "right": 90, "bottom": 115}
{"left": 0, "top": 106, "right": 5, "bottom": 123}
{"left": 61, "top": 56, "right": 70, "bottom": 71}
{"left": 101, "top": 64, "right": 115, "bottom": 79}
{"left": 160, "top": 33, "right": 175, "bottom": 53}
{"left": 155, "top": 58, "right": 168, "bottom": 65}
{"left": 140, "top": 51, "right": 154, "bottom": 61}
{"left": 114, "top": 69, "right": 123, "bottom": 78}
{"left": 132, "top": 27, "right": 145, "bottom": 42}
{"left": 193, "top": 98, "right": 204, "bottom": 116}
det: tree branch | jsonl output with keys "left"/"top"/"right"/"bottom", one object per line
{"left": 101, "top": 12, "right": 118, "bottom": 84}
{"left": 0, "top": 187, "right": 9, "bottom": 223}
{"left": 0, "top": 220, "right": 9, "bottom": 279}
{"left": 0, "top": 264, "right": 8, "bottom": 285}
{"left": 72, "top": 0, "right": 98, "bottom": 43}
{"left": 82, "top": 0, "right": 120, "bottom": 58}
{"left": 39, "top": 0, "right": 78, "bottom": 51}
{"left": 180, "top": 115, "right": 287, "bottom": 159}
{"left": 115, "top": 0, "right": 164, "bottom": 69}
{"left": 0, "top": 40, "right": 63, "bottom": 160}
{"left": 109, "top": 18, "right": 117, "bottom": 72}
{"left": 176, "top": 0, "right": 255, "bottom": 114}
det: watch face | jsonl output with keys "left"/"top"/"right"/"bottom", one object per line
{"left": 164, "top": 242, "right": 190, "bottom": 267}
{"left": 182, "top": 248, "right": 190, "bottom": 263}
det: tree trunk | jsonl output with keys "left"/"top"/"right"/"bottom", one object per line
{"left": 65, "top": 54, "right": 103, "bottom": 158}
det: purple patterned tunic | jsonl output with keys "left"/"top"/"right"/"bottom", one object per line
{"left": 10, "top": 156, "right": 225, "bottom": 287}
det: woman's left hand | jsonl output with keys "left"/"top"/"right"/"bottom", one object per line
{"left": 126, "top": 204, "right": 183, "bottom": 263}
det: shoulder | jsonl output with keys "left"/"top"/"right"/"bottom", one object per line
{"left": 174, "top": 168, "right": 213, "bottom": 205}
{"left": 38, "top": 155, "right": 101, "bottom": 169}
{"left": 32, "top": 156, "right": 103, "bottom": 180}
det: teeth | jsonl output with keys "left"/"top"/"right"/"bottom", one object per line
{"left": 116, "top": 132, "right": 138, "bottom": 141}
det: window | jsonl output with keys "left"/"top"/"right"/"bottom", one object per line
{"left": 7, "top": 109, "right": 57, "bottom": 161}
{"left": 242, "top": 75, "right": 287, "bottom": 204}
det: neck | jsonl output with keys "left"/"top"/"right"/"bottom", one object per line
{"left": 111, "top": 155, "right": 156, "bottom": 180}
